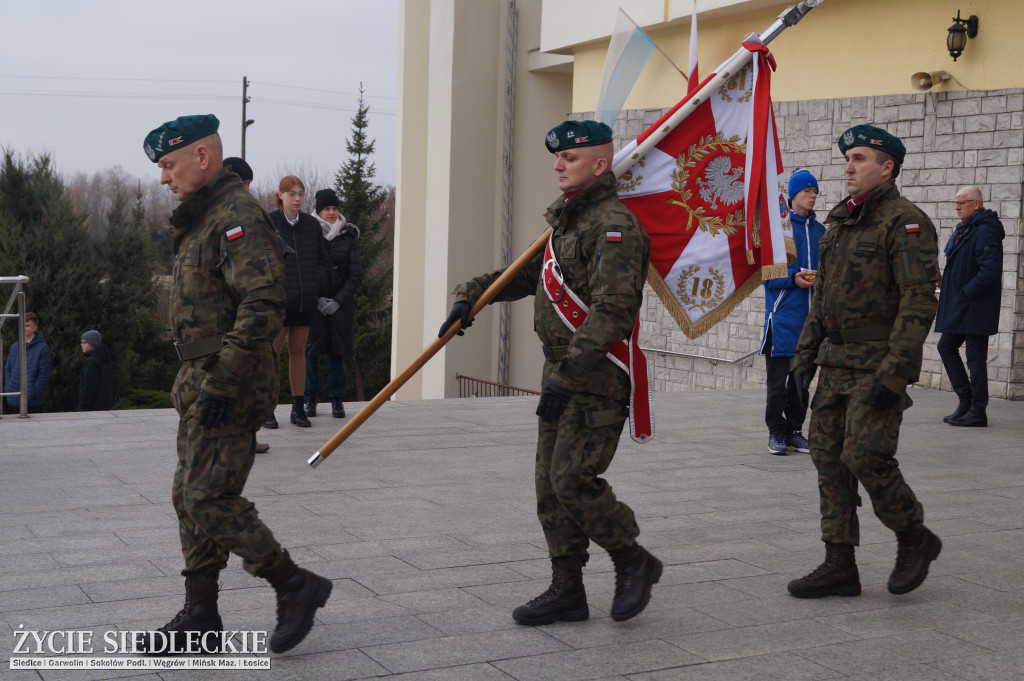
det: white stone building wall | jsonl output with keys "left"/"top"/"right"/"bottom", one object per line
{"left": 609, "top": 89, "right": 1024, "bottom": 399}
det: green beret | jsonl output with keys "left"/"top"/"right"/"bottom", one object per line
{"left": 143, "top": 114, "right": 220, "bottom": 163}
{"left": 837, "top": 124, "right": 905, "bottom": 164}
{"left": 545, "top": 120, "right": 613, "bottom": 153}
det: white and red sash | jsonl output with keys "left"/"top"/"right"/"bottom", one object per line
{"left": 541, "top": 234, "right": 654, "bottom": 443}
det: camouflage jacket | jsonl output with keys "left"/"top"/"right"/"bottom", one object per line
{"left": 169, "top": 168, "right": 286, "bottom": 431}
{"left": 454, "top": 172, "right": 650, "bottom": 400}
{"left": 792, "top": 179, "right": 939, "bottom": 393}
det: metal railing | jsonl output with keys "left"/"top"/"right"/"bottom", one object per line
{"left": 0, "top": 276, "right": 30, "bottom": 418}
{"left": 455, "top": 374, "right": 541, "bottom": 398}
{"left": 640, "top": 346, "right": 759, "bottom": 366}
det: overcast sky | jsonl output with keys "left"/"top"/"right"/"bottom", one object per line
{"left": 0, "top": 0, "right": 399, "bottom": 191}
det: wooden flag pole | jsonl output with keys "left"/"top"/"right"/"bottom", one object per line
{"left": 308, "top": 1, "right": 827, "bottom": 469}
{"left": 308, "top": 228, "right": 552, "bottom": 468}
{"left": 612, "top": 0, "right": 825, "bottom": 179}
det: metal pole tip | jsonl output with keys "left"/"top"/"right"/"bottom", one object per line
{"left": 307, "top": 452, "right": 324, "bottom": 468}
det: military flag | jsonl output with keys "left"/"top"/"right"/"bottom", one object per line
{"left": 613, "top": 34, "right": 792, "bottom": 339}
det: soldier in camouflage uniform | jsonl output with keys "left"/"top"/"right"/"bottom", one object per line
{"left": 137, "top": 115, "right": 331, "bottom": 655}
{"left": 788, "top": 124, "right": 942, "bottom": 599}
{"left": 440, "top": 120, "right": 662, "bottom": 625}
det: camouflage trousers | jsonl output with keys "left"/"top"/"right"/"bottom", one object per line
{"left": 809, "top": 367, "right": 924, "bottom": 545}
{"left": 535, "top": 392, "right": 639, "bottom": 563}
{"left": 173, "top": 417, "right": 283, "bottom": 578}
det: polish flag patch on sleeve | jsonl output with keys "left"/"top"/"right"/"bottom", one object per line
{"left": 904, "top": 224, "right": 920, "bottom": 233}
{"left": 606, "top": 231, "right": 622, "bottom": 242}
{"left": 226, "top": 225, "right": 245, "bottom": 241}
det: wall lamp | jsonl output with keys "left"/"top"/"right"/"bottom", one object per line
{"left": 947, "top": 10, "right": 979, "bottom": 62}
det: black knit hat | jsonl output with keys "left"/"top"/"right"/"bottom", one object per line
{"left": 315, "top": 188, "right": 340, "bottom": 213}
{"left": 223, "top": 156, "right": 253, "bottom": 181}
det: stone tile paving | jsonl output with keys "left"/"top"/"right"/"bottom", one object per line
{"left": 0, "top": 388, "right": 1020, "bottom": 680}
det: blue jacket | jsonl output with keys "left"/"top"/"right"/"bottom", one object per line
{"left": 934, "top": 208, "right": 1004, "bottom": 336}
{"left": 4, "top": 330, "right": 52, "bottom": 408}
{"left": 760, "top": 211, "right": 825, "bottom": 357}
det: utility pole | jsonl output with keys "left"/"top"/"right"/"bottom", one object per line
{"left": 241, "top": 76, "right": 255, "bottom": 159}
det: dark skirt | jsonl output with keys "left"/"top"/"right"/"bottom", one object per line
{"left": 283, "top": 309, "right": 314, "bottom": 328}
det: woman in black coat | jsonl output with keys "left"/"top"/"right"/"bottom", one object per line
{"left": 303, "top": 189, "right": 362, "bottom": 418}
{"left": 267, "top": 175, "right": 329, "bottom": 428}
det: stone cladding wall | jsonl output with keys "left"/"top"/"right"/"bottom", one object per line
{"left": 609, "top": 89, "right": 1023, "bottom": 399}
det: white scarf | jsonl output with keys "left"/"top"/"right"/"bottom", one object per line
{"left": 314, "top": 212, "right": 348, "bottom": 241}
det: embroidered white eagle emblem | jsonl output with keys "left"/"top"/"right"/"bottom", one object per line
{"left": 696, "top": 155, "right": 745, "bottom": 209}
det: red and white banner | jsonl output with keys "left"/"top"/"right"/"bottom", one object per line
{"left": 614, "top": 34, "right": 792, "bottom": 339}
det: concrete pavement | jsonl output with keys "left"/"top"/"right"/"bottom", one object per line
{"left": 1, "top": 387, "right": 1022, "bottom": 680}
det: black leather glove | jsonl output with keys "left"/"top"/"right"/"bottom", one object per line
{"left": 866, "top": 377, "right": 900, "bottom": 411}
{"left": 536, "top": 379, "right": 573, "bottom": 422}
{"left": 196, "top": 390, "right": 234, "bottom": 428}
{"left": 438, "top": 301, "right": 473, "bottom": 338}
{"left": 792, "top": 366, "right": 816, "bottom": 412}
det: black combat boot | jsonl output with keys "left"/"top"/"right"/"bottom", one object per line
{"left": 888, "top": 526, "right": 941, "bottom": 594}
{"left": 788, "top": 542, "right": 861, "bottom": 598}
{"left": 948, "top": 404, "right": 987, "bottom": 427}
{"left": 263, "top": 552, "right": 333, "bottom": 654}
{"left": 942, "top": 398, "right": 971, "bottom": 423}
{"left": 608, "top": 542, "right": 662, "bottom": 622}
{"left": 264, "top": 412, "right": 279, "bottom": 429}
{"left": 136, "top": 574, "right": 223, "bottom": 654}
{"left": 332, "top": 400, "right": 345, "bottom": 418}
{"left": 512, "top": 556, "right": 588, "bottom": 625}
{"left": 304, "top": 399, "right": 317, "bottom": 417}
{"left": 290, "top": 396, "right": 311, "bottom": 427}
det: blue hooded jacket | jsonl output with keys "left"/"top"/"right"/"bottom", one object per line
{"left": 4, "top": 330, "right": 52, "bottom": 408}
{"left": 760, "top": 211, "right": 825, "bottom": 357}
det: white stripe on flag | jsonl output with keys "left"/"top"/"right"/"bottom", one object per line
{"left": 596, "top": 9, "right": 656, "bottom": 129}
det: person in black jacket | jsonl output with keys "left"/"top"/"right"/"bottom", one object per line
{"left": 79, "top": 329, "right": 114, "bottom": 411}
{"left": 303, "top": 189, "right": 362, "bottom": 418}
{"left": 265, "top": 175, "right": 329, "bottom": 428}
{"left": 934, "top": 186, "right": 1005, "bottom": 427}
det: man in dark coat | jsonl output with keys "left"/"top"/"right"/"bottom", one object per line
{"left": 934, "top": 186, "right": 1004, "bottom": 427}
{"left": 78, "top": 329, "right": 114, "bottom": 411}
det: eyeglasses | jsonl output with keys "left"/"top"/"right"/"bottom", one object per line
{"left": 284, "top": 192, "right": 305, "bottom": 199}
{"left": 953, "top": 200, "right": 976, "bottom": 207}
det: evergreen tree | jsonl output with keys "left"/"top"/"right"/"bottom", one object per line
{"left": 0, "top": 151, "right": 104, "bottom": 411}
{"left": 98, "top": 188, "right": 175, "bottom": 407}
{"left": 0, "top": 152, "right": 174, "bottom": 412}
{"left": 334, "top": 84, "right": 393, "bottom": 400}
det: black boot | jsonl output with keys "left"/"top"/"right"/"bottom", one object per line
{"left": 888, "top": 526, "right": 941, "bottom": 594}
{"left": 136, "top": 574, "right": 223, "bottom": 654}
{"left": 263, "top": 552, "right": 333, "bottom": 654}
{"left": 948, "top": 404, "right": 987, "bottom": 427}
{"left": 608, "top": 542, "right": 662, "bottom": 622}
{"left": 304, "top": 399, "right": 317, "bottom": 417}
{"left": 264, "top": 412, "right": 279, "bottom": 429}
{"left": 943, "top": 398, "right": 971, "bottom": 423}
{"left": 332, "top": 400, "right": 345, "bottom": 418}
{"left": 788, "top": 542, "right": 861, "bottom": 598}
{"left": 290, "top": 397, "right": 311, "bottom": 427}
{"left": 512, "top": 557, "right": 588, "bottom": 625}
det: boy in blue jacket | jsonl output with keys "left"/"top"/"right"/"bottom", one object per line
{"left": 760, "top": 169, "right": 825, "bottom": 454}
